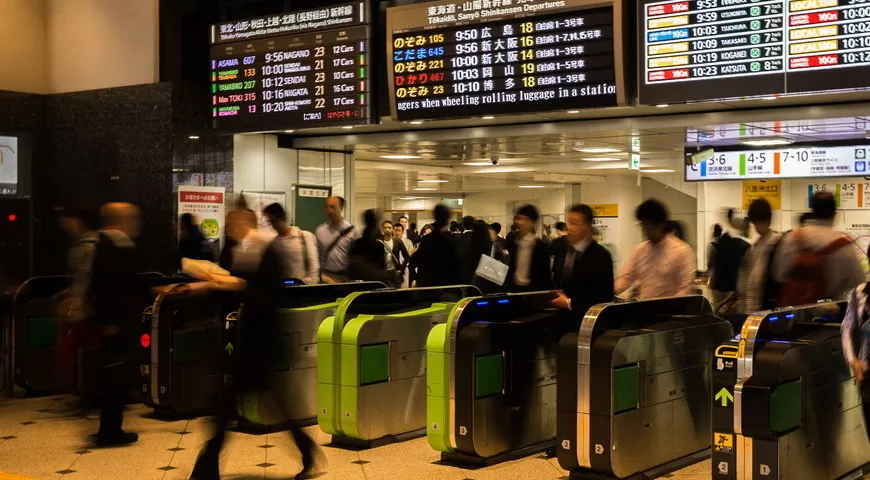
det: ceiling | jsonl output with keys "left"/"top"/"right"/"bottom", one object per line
{"left": 347, "top": 112, "right": 870, "bottom": 197}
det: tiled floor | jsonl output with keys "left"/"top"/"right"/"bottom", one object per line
{"left": 0, "top": 395, "right": 715, "bottom": 480}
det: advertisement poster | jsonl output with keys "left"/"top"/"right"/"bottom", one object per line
{"left": 178, "top": 186, "right": 226, "bottom": 248}
{"left": 242, "top": 190, "right": 287, "bottom": 231}
{"left": 742, "top": 180, "right": 781, "bottom": 210}
{"left": 589, "top": 204, "right": 619, "bottom": 262}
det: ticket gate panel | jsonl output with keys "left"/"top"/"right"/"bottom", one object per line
{"left": 558, "top": 296, "right": 732, "bottom": 479}
{"left": 13, "top": 276, "right": 72, "bottom": 394}
{"left": 726, "top": 302, "right": 870, "bottom": 480}
{"left": 317, "top": 286, "right": 479, "bottom": 444}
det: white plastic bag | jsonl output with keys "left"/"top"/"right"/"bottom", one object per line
{"left": 475, "top": 254, "right": 509, "bottom": 286}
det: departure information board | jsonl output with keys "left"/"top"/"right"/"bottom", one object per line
{"left": 209, "top": 2, "right": 372, "bottom": 132}
{"left": 686, "top": 144, "right": 870, "bottom": 181}
{"left": 387, "top": 0, "right": 626, "bottom": 121}
{"left": 639, "top": 0, "right": 870, "bottom": 104}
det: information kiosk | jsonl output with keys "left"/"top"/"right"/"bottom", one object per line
{"left": 717, "top": 302, "right": 870, "bottom": 480}
{"left": 427, "top": 291, "right": 567, "bottom": 465}
{"left": 317, "top": 286, "right": 479, "bottom": 447}
{"left": 557, "top": 296, "right": 733, "bottom": 479}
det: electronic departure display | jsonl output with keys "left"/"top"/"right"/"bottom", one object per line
{"left": 386, "top": 0, "right": 626, "bottom": 121}
{"left": 685, "top": 144, "right": 870, "bottom": 181}
{"left": 639, "top": 0, "right": 870, "bottom": 104}
{"left": 209, "top": 2, "right": 372, "bottom": 132}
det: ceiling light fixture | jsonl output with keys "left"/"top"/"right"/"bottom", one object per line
{"left": 413, "top": 187, "right": 437, "bottom": 191}
{"left": 576, "top": 147, "right": 621, "bottom": 153}
{"left": 761, "top": 96, "right": 777, "bottom": 101}
{"left": 740, "top": 137, "right": 793, "bottom": 146}
{"left": 398, "top": 197, "right": 419, "bottom": 200}
{"left": 380, "top": 154, "right": 422, "bottom": 160}
{"left": 462, "top": 161, "right": 495, "bottom": 166}
{"left": 519, "top": 185, "right": 546, "bottom": 189}
{"left": 655, "top": 104, "right": 669, "bottom": 108}
{"left": 581, "top": 156, "right": 621, "bottom": 162}
{"left": 284, "top": 129, "right": 295, "bottom": 133}
{"left": 418, "top": 179, "right": 448, "bottom": 183}
{"left": 342, "top": 125, "right": 353, "bottom": 130}
{"left": 481, "top": 115, "right": 495, "bottom": 119}
{"left": 639, "top": 168, "right": 675, "bottom": 173}
{"left": 409, "top": 121, "right": 424, "bottom": 125}
{"left": 567, "top": 110, "right": 580, "bottom": 114}
{"left": 188, "top": 135, "right": 200, "bottom": 140}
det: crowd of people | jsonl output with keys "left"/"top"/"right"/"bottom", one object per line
{"left": 50, "top": 188, "right": 870, "bottom": 478}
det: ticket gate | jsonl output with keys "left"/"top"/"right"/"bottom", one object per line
{"left": 428, "top": 291, "right": 571, "bottom": 465}
{"left": 556, "top": 296, "right": 733, "bottom": 479}
{"left": 142, "top": 285, "right": 239, "bottom": 417}
{"left": 236, "top": 281, "right": 385, "bottom": 430}
{"left": 317, "top": 285, "right": 479, "bottom": 447}
{"left": 13, "top": 276, "right": 72, "bottom": 394}
{"left": 715, "top": 302, "right": 870, "bottom": 480}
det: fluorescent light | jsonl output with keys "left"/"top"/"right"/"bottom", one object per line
{"left": 655, "top": 104, "right": 669, "bottom": 108}
{"left": 342, "top": 125, "right": 353, "bottom": 130}
{"left": 582, "top": 157, "right": 621, "bottom": 162}
{"left": 398, "top": 197, "right": 418, "bottom": 200}
{"left": 481, "top": 115, "right": 495, "bottom": 119}
{"left": 519, "top": 185, "right": 545, "bottom": 189}
{"left": 462, "top": 161, "right": 494, "bottom": 166}
{"left": 740, "top": 137, "right": 793, "bottom": 146}
{"left": 409, "top": 120, "right": 424, "bottom": 125}
{"left": 284, "top": 129, "right": 295, "bottom": 133}
{"left": 380, "top": 154, "right": 421, "bottom": 159}
{"left": 640, "top": 168, "right": 675, "bottom": 173}
{"left": 188, "top": 135, "right": 200, "bottom": 140}
{"left": 419, "top": 179, "right": 448, "bottom": 183}
{"left": 457, "top": 199, "right": 464, "bottom": 205}
{"left": 413, "top": 187, "right": 437, "bottom": 191}
{"left": 761, "top": 96, "right": 777, "bottom": 101}
{"left": 577, "top": 147, "right": 621, "bottom": 153}
{"left": 567, "top": 110, "right": 580, "bottom": 114}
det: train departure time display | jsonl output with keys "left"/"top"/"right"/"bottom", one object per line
{"left": 386, "top": 0, "right": 626, "bottom": 121}
{"left": 209, "top": 2, "right": 372, "bottom": 132}
{"left": 639, "top": 0, "right": 870, "bottom": 105}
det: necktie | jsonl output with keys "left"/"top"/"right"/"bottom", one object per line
{"left": 563, "top": 247, "right": 578, "bottom": 285}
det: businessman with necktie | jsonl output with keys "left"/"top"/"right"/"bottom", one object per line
{"left": 550, "top": 204, "right": 615, "bottom": 315}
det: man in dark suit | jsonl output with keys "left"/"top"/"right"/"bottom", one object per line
{"left": 506, "top": 205, "right": 552, "bottom": 292}
{"left": 415, "top": 204, "right": 461, "bottom": 287}
{"left": 551, "top": 204, "right": 615, "bottom": 315}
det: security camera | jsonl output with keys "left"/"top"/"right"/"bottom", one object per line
{"left": 491, "top": 152, "right": 499, "bottom": 165}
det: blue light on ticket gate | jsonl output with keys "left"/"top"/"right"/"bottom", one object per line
{"left": 476, "top": 300, "right": 489, "bottom": 306}
{"left": 769, "top": 316, "right": 780, "bottom": 322}
{"left": 498, "top": 299, "right": 510, "bottom": 304}
{"left": 284, "top": 280, "right": 297, "bottom": 285}
{"left": 785, "top": 313, "right": 795, "bottom": 319}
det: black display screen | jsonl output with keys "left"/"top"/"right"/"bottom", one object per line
{"left": 209, "top": 2, "right": 373, "bottom": 132}
{"left": 386, "top": 0, "right": 625, "bottom": 121}
{"left": 639, "top": 0, "right": 870, "bottom": 104}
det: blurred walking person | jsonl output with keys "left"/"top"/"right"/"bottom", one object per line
{"left": 316, "top": 196, "right": 358, "bottom": 283}
{"left": 505, "top": 205, "right": 551, "bottom": 292}
{"left": 263, "top": 203, "right": 319, "bottom": 285}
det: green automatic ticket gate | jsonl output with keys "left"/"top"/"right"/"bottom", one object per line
{"left": 427, "top": 291, "right": 567, "bottom": 465}
{"left": 317, "top": 285, "right": 479, "bottom": 447}
{"left": 557, "top": 296, "right": 733, "bottom": 479}
{"left": 715, "top": 302, "right": 870, "bottom": 480}
{"left": 236, "top": 281, "right": 385, "bottom": 430}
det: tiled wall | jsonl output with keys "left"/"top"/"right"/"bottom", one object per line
{"left": 1, "top": 81, "right": 227, "bottom": 276}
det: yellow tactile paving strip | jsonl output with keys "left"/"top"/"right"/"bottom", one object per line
{"left": 0, "top": 472, "right": 35, "bottom": 480}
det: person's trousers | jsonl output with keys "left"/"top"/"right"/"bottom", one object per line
{"left": 862, "top": 378, "right": 870, "bottom": 442}
{"left": 98, "top": 344, "right": 131, "bottom": 436}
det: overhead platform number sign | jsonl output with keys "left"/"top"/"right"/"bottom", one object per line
{"left": 386, "top": 0, "right": 627, "bottom": 121}
{"left": 686, "top": 145, "right": 870, "bottom": 181}
{"left": 639, "top": 0, "right": 870, "bottom": 104}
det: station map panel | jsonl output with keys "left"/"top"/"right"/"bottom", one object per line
{"left": 686, "top": 144, "right": 870, "bottom": 180}
{"left": 209, "top": 2, "right": 373, "bottom": 132}
{"left": 387, "top": 0, "right": 626, "bottom": 121}
{"left": 640, "top": 0, "right": 870, "bottom": 104}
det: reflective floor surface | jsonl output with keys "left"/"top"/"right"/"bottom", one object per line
{"left": 0, "top": 395, "right": 715, "bottom": 479}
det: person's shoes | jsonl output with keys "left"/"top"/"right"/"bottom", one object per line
{"left": 95, "top": 431, "right": 138, "bottom": 447}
